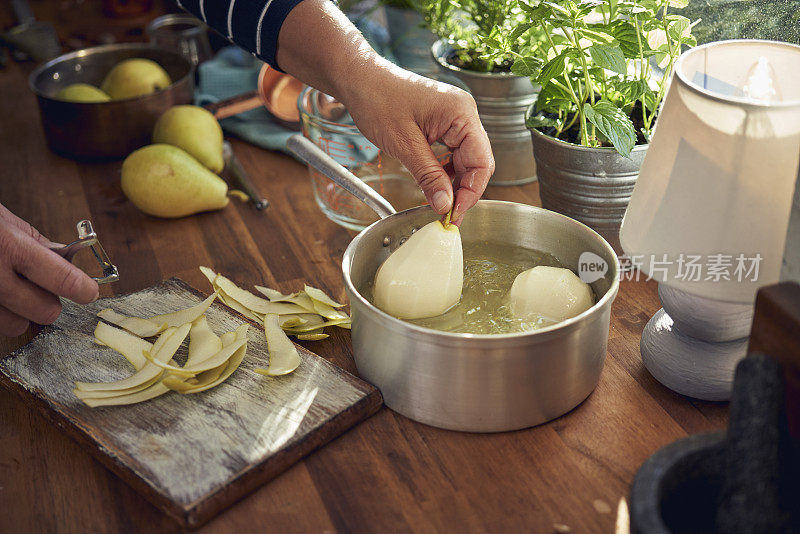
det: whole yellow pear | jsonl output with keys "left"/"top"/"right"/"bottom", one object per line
{"left": 152, "top": 105, "right": 224, "bottom": 173}
{"left": 101, "top": 58, "right": 171, "bottom": 100}
{"left": 121, "top": 144, "right": 229, "bottom": 218}
{"left": 55, "top": 83, "right": 111, "bottom": 102}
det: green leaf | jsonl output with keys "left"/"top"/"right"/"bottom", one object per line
{"left": 576, "top": 0, "right": 604, "bottom": 17}
{"left": 667, "top": 16, "right": 691, "bottom": 41}
{"left": 581, "top": 28, "right": 616, "bottom": 44}
{"left": 518, "top": 0, "right": 538, "bottom": 14}
{"left": 509, "top": 23, "right": 534, "bottom": 41}
{"left": 543, "top": 1, "right": 571, "bottom": 17}
{"left": 642, "top": 90, "right": 659, "bottom": 112}
{"left": 583, "top": 100, "right": 637, "bottom": 157}
{"left": 668, "top": 0, "right": 688, "bottom": 7}
{"left": 511, "top": 55, "right": 543, "bottom": 77}
{"left": 618, "top": 79, "right": 649, "bottom": 103}
{"left": 536, "top": 81, "right": 573, "bottom": 112}
{"left": 537, "top": 50, "right": 569, "bottom": 86}
{"left": 603, "top": 20, "right": 648, "bottom": 58}
{"left": 482, "top": 36, "right": 504, "bottom": 49}
{"left": 525, "top": 114, "right": 559, "bottom": 130}
{"left": 588, "top": 44, "right": 627, "bottom": 75}
{"left": 519, "top": 1, "right": 551, "bottom": 19}
{"left": 637, "top": 0, "right": 659, "bottom": 12}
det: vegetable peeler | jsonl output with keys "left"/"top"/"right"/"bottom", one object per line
{"left": 52, "top": 220, "right": 119, "bottom": 284}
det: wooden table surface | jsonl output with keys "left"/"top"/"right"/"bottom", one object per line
{"left": 0, "top": 24, "right": 728, "bottom": 534}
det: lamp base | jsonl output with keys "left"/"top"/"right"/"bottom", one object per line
{"left": 641, "top": 309, "right": 749, "bottom": 401}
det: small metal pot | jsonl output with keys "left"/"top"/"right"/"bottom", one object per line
{"left": 287, "top": 135, "right": 620, "bottom": 432}
{"left": 30, "top": 43, "right": 194, "bottom": 160}
{"left": 432, "top": 40, "right": 538, "bottom": 186}
{"left": 530, "top": 127, "right": 648, "bottom": 254}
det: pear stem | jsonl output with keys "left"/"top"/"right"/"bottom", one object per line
{"left": 228, "top": 189, "right": 249, "bottom": 202}
{"left": 442, "top": 207, "right": 453, "bottom": 228}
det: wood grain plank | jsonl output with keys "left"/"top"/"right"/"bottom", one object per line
{"left": 77, "top": 161, "right": 163, "bottom": 296}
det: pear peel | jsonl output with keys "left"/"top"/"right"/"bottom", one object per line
{"left": 373, "top": 220, "right": 464, "bottom": 319}
{"left": 202, "top": 267, "right": 351, "bottom": 336}
{"left": 163, "top": 325, "right": 249, "bottom": 394}
{"left": 257, "top": 314, "right": 301, "bottom": 376}
{"left": 296, "top": 333, "right": 329, "bottom": 341}
{"left": 187, "top": 316, "right": 222, "bottom": 365}
{"left": 149, "top": 291, "right": 218, "bottom": 327}
{"left": 97, "top": 309, "right": 166, "bottom": 338}
{"left": 254, "top": 286, "right": 293, "bottom": 301}
{"left": 77, "top": 291, "right": 255, "bottom": 406}
{"left": 142, "top": 331, "right": 247, "bottom": 377}
{"left": 74, "top": 375, "right": 162, "bottom": 400}
{"left": 303, "top": 285, "right": 344, "bottom": 308}
{"left": 77, "top": 327, "right": 179, "bottom": 405}
{"left": 78, "top": 268, "right": 352, "bottom": 406}
{"left": 81, "top": 383, "right": 172, "bottom": 408}
{"left": 96, "top": 291, "right": 217, "bottom": 338}
{"left": 92, "top": 321, "right": 151, "bottom": 370}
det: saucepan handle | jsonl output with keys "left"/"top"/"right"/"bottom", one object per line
{"left": 286, "top": 134, "right": 397, "bottom": 220}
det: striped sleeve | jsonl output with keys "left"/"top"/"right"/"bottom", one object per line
{"left": 177, "top": 0, "right": 305, "bottom": 69}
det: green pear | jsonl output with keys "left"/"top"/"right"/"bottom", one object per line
{"left": 101, "top": 58, "right": 171, "bottom": 100}
{"left": 55, "top": 83, "right": 111, "bottom": 102}
{"left": 152, "top": 105, "right": 224, "bottom": 173}
{"left": 121, "top": 144, "right": 229, "bottom": 218}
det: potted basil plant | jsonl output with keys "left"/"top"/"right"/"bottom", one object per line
{"left": 425, "top": 0, "right": 549, "bottom": 185}
{"left": 513, "top": 0, "right": 697, "bottom": 251}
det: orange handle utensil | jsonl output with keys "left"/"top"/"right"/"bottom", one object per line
{"left": 203, "top": 64, "right": 305, "bottom": 128}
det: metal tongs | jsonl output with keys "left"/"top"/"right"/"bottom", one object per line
{"left": 52, "top": 220, "right": 119, "bottom": 285}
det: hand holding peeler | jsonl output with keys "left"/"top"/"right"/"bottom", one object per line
{"left": 51, "top": 220, "right": 119, "bottom": 285}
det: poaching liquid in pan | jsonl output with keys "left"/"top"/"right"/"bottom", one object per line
{"left": 368, "top": 240, "right": 587, "bottom": 335}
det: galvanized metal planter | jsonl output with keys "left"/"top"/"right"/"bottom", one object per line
{"left": 432, "top": 40, "right": 538, "bottom": 186}
{"left": 530, "top": 127, "right": 648, "bottom": 253}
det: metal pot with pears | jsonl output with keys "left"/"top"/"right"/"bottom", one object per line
{"left": 287, "top": 135, "right": 619, "bottom": 433}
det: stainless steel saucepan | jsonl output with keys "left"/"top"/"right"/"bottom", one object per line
{"left": 287, "top": 135, "right": 620, "bottom": 432}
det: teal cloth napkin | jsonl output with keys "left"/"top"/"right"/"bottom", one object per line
{"left": 195, "top": 47, "right": 294, "bottom": 155}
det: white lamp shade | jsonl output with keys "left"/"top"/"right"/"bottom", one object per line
{"left": 621, "top": 40, "right": 800, "bottom": 304}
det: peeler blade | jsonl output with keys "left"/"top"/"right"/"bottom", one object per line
{"left": 53, "top": 220, "right": 119, "bottom": 284}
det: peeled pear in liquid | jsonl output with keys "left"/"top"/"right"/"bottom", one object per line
{"left": 373, "top": 220, "right": 463, "bottom": 320}
{"left": 508, "top": 266, "right": 594, "bottom": 322}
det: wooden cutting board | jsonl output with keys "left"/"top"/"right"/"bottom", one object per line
{"left": 0, "top": 279, "right": 382, "bottom": 529}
